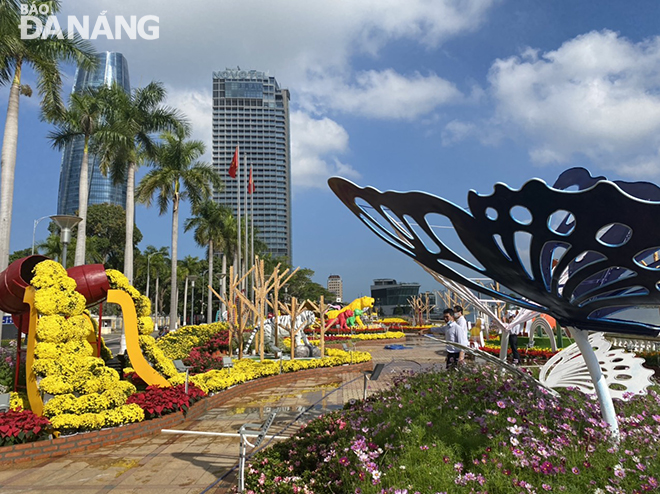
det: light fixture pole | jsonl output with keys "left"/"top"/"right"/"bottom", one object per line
{"left": 189, "top": 275, "right": 198, "bottom": 325}
{"left": 32, "top": 215, "right": 56, "bottom": 255}
{"left": 50, "top": 215, "right": 82, "bottom": 268}
{"left": 146, "top": 253, "right": 153, "bottom": 300}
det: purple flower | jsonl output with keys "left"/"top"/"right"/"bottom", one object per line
{"left": 572, "top": 467, "right": 580, "bottom": 475}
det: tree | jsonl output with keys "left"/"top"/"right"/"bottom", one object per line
{"left": 8, "top": 247, "right": 32, "bottom": 264}
{"left": 48, "top": 89, "right": 106, "bottom": 266}
{"left": 36, "top": 233, "right": 63, "bottom": 264}
{"left": 0, "top": 0, "right": 97, "bottom": 273}
{"left": 84, "top": 203, "right": 143, "bottom": 269}
{"left": 136, "top": 246, "right": 170, "bottom": 323}
{"left": 263, "top": 256, "right": 335, "bottom": 301}
{"left": 136, "top": 125, "right": 223, "bottom": 332}
{"left": 286, "top": 267, "right": 336, "bottom": 301}
{"left": 184, "top": 200, "right": 232, "bottom": 322}
{"left": 97, "top": 82, "right": 182, "bottom": 283}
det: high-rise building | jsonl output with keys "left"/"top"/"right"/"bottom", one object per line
{"left": 327, "top": 274, "right": 343, "bottom": 302}
{"left": 212, "top": 68, "right": 292, "bottom": 260}
{"left": 57, "top": 52, "right": 130, "bottom": 215}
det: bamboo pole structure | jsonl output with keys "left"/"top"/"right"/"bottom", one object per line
{"left": 209, "top": 264, "right": 254, "bottom": 358}
{"left": 307, "top": 296, "right": 328, "bottom": 357}
{"left": 278, "top": 297, "right": 307, "bottom": 360}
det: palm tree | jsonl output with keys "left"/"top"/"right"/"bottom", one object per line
{"left": 184, "top": 200, "right": 233, "bottom": 323}
{"left": 0, "top": 0, "right": 97, "bottom": 273}
{"left": 136, "top": 125, "right": 223, "bottom": 332}
{"left": 98, "top": 82, "right": 182, "bottom": 283}
{"left": 48, "top": 89, "right": 105, "bottom": 266}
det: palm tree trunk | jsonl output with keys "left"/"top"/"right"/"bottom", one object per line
{"left": 0, "top": 59, "right": 23, "bottom": 273}
{"left": 74, "top": 136, "right": 90, "bottom": 266}
{"left": 169, "top": 193, "right": 180, "bottom": 332}
{"left": 208, "top": 239, "right": 214, "bottom": 323}
{"left": 124, "top": 161, "right": 136, "bottom": 282}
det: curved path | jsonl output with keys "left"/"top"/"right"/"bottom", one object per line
{"left": 0, "top": 337, "right": 445, "bottom": 494}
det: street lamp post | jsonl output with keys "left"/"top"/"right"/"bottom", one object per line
{"left": 32, "top": 215, "right": 56, "bottom": 255}
{"left": 146, "top": 254, "right": 153, "bottom": 300}
{"left": 189, "top": 275, "right": 198, "bottom": 325}
{"left": 50, "top": 215, "right": 82, "bottom": 268}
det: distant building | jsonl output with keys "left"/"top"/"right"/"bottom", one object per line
{"left": 370, "top": 279, "right": 421, "bottom": 316}
{"left": 212, "top": 68, "right": 292, "bottom": 260}
{"left": 327, "top": 274, "right": 343, "bottom": 302}
{"left": 57, "top": 52, "right": 130, "bottom": 215}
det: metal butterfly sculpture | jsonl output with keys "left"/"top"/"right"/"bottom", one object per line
{"left": 328, "top": 168, "right": 660, "bottom": 338}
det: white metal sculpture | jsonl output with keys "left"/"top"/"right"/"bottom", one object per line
{"left": 540, "top": 331, "right": 655, "bottom": 401}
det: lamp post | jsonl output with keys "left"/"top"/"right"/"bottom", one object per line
{"left": 189, "top": 275, "right": 198, "bottom": 325}
{"left": 50, "top": 215, "right": 82, "bottom": 268}
{"left": 32, "top": 214, "right": 56, "bottom": 255}
{"left": 146, "top": 253, "right": 153, "bottom": 300}
{"left": 201, "top": 270, "right": 209, "bottom": 323}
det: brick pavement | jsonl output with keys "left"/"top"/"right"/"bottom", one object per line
{"left": 0, "top": 336, "right": 446, "bottom": 494}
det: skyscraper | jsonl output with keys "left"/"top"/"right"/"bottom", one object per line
{"left": 327, "top": 274, "right": 343, "bottom": 302}
{"left": 212, "top": 68, "right": 292, "bottom": 260}
{"left": 57, "top": 52, "right": 130, "bottom": 215}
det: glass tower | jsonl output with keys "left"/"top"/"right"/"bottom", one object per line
{"left": 57, "top": 52, "right": 130, "bottom": 215}
{"left": 212, "top": 68, "right": 292, "bottom": 260}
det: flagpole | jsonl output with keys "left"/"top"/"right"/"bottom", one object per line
{"left": 244, "top": 156, "right": 249, "bottom": 294}
{"left": 250, "top": 175, "right": 255, "bottom": 304}
{"left": 236, "top": 147, "right": 242, "bottom": 287}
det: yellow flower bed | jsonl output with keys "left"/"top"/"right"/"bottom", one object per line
{"left": 29, "top": 261, "right": 142, "bottom": 432}
{"left": 155, "top": 322, "right": 230, "bottom": 360}
{"left": 307, "top": 331, "right": 406, "bottom": 344}
{"left": 187, "top": 348, "right": 371, "bottom": 394}
{"left": 377, "top": 317, "right": 408, "bottom": 324}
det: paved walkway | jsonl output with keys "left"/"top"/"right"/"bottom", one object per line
{"left": 0, "top": 336, "right": 446, "bottom": 494}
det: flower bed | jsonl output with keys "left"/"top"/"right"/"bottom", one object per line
{"left": 480, "top": 344, "right": 558, "bottom": 362}
{"left": 0, "top": 409, "right": 52, "bottom": 447}
{"left": 243, "top": 363, "right": 660, "bottom": 493}
{"left": 126, "top": 384, "right": 206, "bottom": 419}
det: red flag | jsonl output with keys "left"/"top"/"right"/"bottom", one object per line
{"left": 228, "top": 146, "right": 238, "bottom": 178}
{"left": 248, "top": 167, "right": 255, "bottom": 194}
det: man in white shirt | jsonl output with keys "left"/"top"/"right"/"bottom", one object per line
{"left": 453, "top": 305, "right": 469, "bottom": 347}
{"left": 420, "top": 308, "right": 464, "bottom": 368}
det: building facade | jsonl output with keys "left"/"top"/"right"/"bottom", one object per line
{"left": 57, "top": 52, "right": 130, "bottom": 215}
{"left": 370, "top": 278, "right": 421, "bottom": 316}
{"left": 327, "top": 274, "right": 343, "bottom": 303}
{"left": 212, "top": 68, "right": 292, "bottom": 260}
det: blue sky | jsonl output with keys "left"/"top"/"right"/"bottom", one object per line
{"left": 3, "top": 0, "right": 660, "bottom": 302}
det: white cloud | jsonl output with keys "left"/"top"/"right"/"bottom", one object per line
{"left": 290, "top": 111, "right": 359, "bottom": 188}
{"left": 441, "top": 119, "right": 476, "bottom": 145}
{"left": 303, "top": 69, "right": 463, "bottom": 120}
{"left": 488, "top": 30, "right": 660, "bottom": 176}
{"left": 165, "top": 87, "right": 212, "bottom": 158}
{"left": 61, "top": 0, "right": 494, "bottom": 85}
